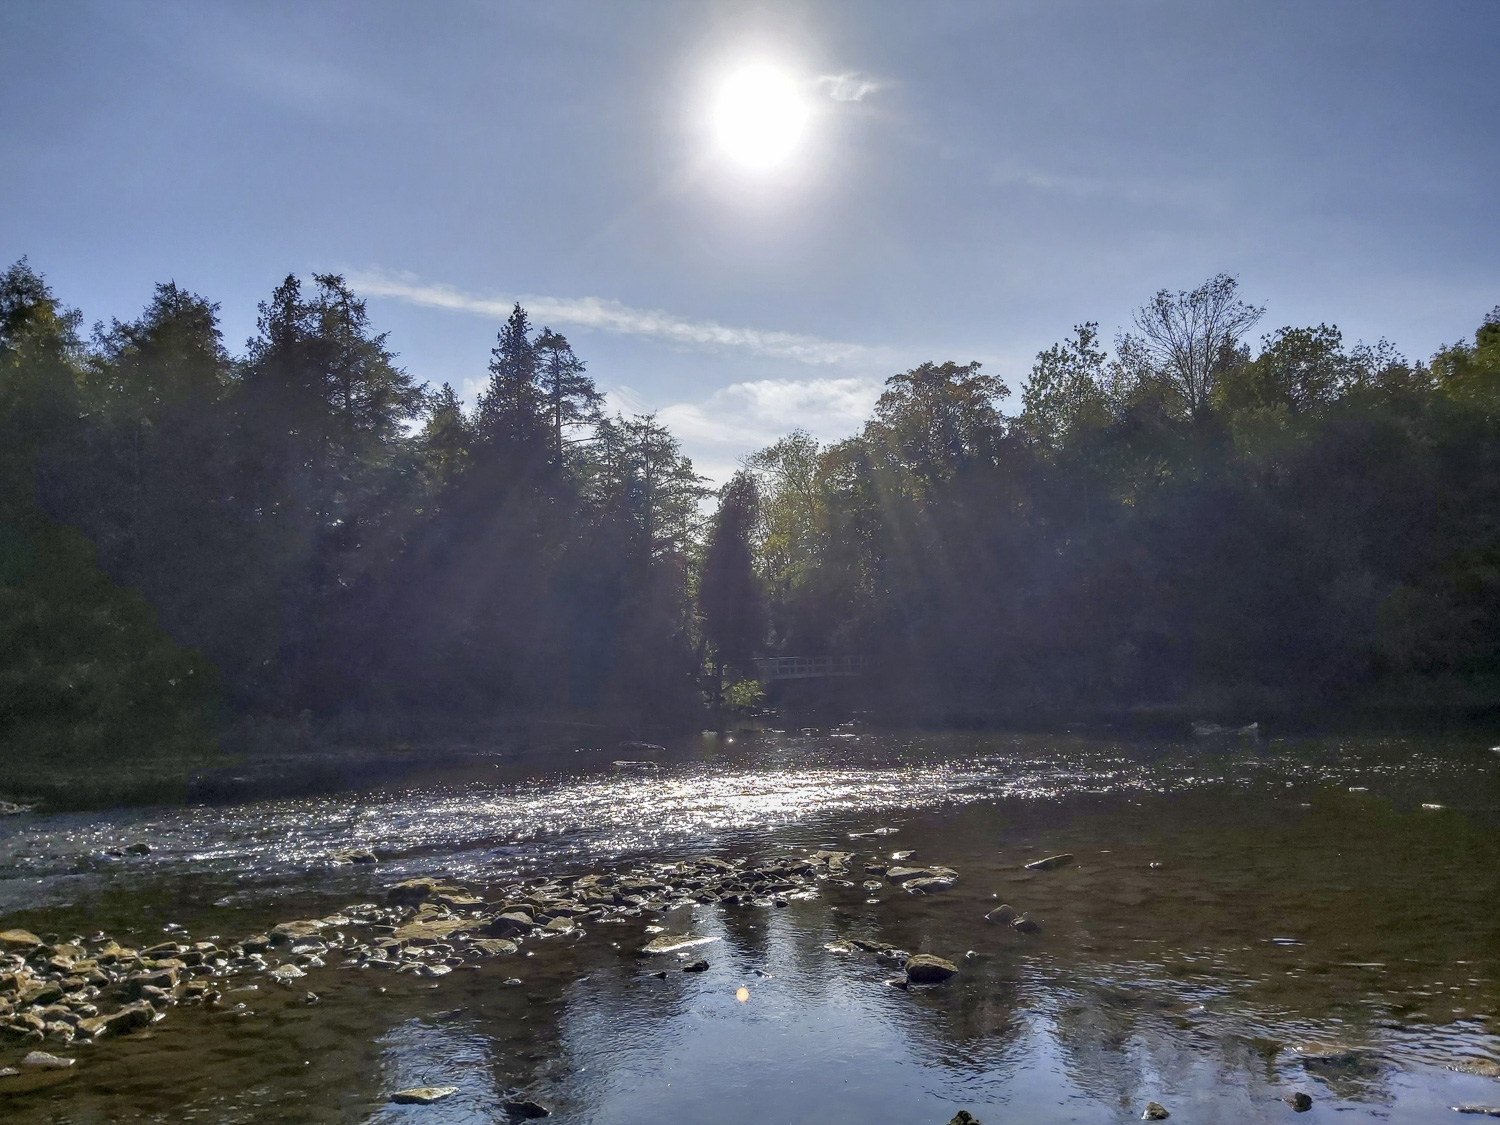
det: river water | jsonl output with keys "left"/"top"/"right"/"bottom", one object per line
{"left": 2, "top": 728, "right": 1499, "bottom": 1123}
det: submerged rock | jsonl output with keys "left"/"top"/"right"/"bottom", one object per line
{"left": 1141, "top": 1101, "right": 1170, "bottom": 1120}
{"left": 1284, "top": 1092, "right": 1313, "bottom": 1112}
{"left": 20, "top": 1050, "right": 75, "bottom": 1069}
{"left": 503, "top": 1098, "right": 552, "bottom": 1118}
{"left": 905, "top": 875, "right": 957, "bottom": 894}
{"left": 984, "top": 905, "right": 1018, "bottom": 925}
{"left": 1023, "top": 854, "right": 1074, "bottom": 871}
{"left": 681, "top": 959, "right": 709, "bottom": 973}
{"left": 1453, "top": 1109, "right": 1500, "bottom": 1118}
{"left": 390, "top": 1086, "right": 458, "bottom": 1104}
{"left": 904, "top": 954, "right": 958, "bottom": 984}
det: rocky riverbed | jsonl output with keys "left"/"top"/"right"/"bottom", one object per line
{"left": 2, "top": 843, "right": 1005, "bottom": 1057}
{"left": 2, "top": 729, "right": 1499, "bottom": 1122}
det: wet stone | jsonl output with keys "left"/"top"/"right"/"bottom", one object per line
{"left": 905, "top": 954, "right": 958, "bottom": 984}
{"left": 985, "top": 904, "right": 1018, "bottom": 925}
{"left": 20, "top": 1050, "right": 75, "bottom": 1069}
{"left": 681, "top": 958, "right": 709, "bottom": 973}
{"left": 1141, "top": 1101, "right": 1170, "bottom": 1119}
{"left": 948, "top": 1113, "right": 982, "bottom": 1125}
{"left": 390, "top": 1085, "right": 459, "bottom": 1104}
{"left": 1285, "top": 1092, "right": 1313, "bottom": 1112}
{"left": 1024, "top": 853, "right": 1075, "bottom": 871}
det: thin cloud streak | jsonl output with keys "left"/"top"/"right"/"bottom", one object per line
{"left": 816, "top": 72, "right": 881, "bottom": 102}
{"left": 348, "top": 269, "right": 895, "bottom": 368}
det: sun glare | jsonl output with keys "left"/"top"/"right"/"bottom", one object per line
{"left": 713, "top": 65, "right": 809, "bottom": 170}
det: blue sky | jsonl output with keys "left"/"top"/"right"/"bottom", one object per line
{"left": 3, "top": 0, "right": 1496, "bottom": 482}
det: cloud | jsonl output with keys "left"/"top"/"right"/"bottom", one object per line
{"left": 348, "top": 268, "right": 893, "bottom": 369}
{"left": 816, "top": 72, "right": 881, "bottom": 102}
{"left": 612, "top": 376, "right": 882, "bottom": 485}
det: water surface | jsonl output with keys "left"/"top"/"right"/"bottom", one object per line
{"left": 2, "top": 729, "right": 1498, "bottom": 1123}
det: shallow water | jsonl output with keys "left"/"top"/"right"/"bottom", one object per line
{"left": 3, "top": 729, "right": 1499, "bottom": 1122}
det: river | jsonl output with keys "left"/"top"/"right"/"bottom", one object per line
{"left": 2, "top": 728, "right": 1499, "bottom": 1122}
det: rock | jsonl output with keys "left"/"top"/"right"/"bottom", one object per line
{"left": 386, "top": 878, "right": 441, "bottom": 905}
{"left": 638, "top": 934, "right": 717, "bottom": 955}
{"left": 985, "top": 905, "right": 1018, "bottom": 925}
{"left": 268, "top": 964, "right": 306, "bottom": 982}
{"left": 124, "top": 843, "right": 151, "bottom": 855}
{"left": 1012, "top": 916, "right": 1041, "bottom": 934}
{"left": 1451, "top": 1059, "right": 1500, "bottom": 1078}
{"left": 948, "top": 1113, "right": 982, "bottom": 1125}
{"left": 862, "top": 880, "right": 884, "bottom": 892}
{"left": 1453, "top": 1109, "right": 1500, "bottom": 1118}
{"left": 486, "top": 912, "right": 539, "bottom": 936}
{"left": 905, "top": 875, "right": 957, "bottom": 894}
{"left": 77, "top": 1001, "right": 155, "bottom": 1038}
{"left": 471, "top": 939, "right": 518, "bottom": 956}
{"left": 0, "top": 929, "right": 42, "bottom": 950}
{"left": 543, "top": 917, "right": 576, "bottom": 934}
{"left": 681, "top": 959, "right": 709, "bottom": 973}
{"left": 904, "top": 954, "right": 958, "bottom": 984}
{"left": 1284, "top": 1092, "right": 1313, "bottom": 1112}
{"left": 503, "top": 1098, "right": 551, "bottom": 1118}
{"left": 20, "top": 1050, "right": 75, "bottom": 1069}
{"left": 1141, "top": 1101, "right": 1169, "bottom": 1119}
{"left": 390, "top": 1086, "right": 459, "bottom": 1104}
{"left": 0, "top": 1066, "right": 18, "bottom": 1076}
{"left": 392, "top": 919, "right": 468, "bottom": 944}
{"left": 270, "top": 920, "right": 324, "bottom": 944}
{"left": 1023, "top": 854, "right": 1074, "bottom": 871}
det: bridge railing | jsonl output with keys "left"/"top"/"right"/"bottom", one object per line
{"left": 752, "top": 655, "right": 867, "bottom": 681}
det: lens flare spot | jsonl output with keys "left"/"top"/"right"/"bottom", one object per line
{"left": 736, "top": 986, "right": 750, "bottom": 1002}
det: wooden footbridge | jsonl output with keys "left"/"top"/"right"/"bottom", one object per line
{"left": 752, "top": 656, "right": 868, "bottom": 682}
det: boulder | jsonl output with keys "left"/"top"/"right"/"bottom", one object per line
{"left": 985, "top": 905, "right": 1018, "bottom": 925}
{"left": 904, "top": 954, "right": 958, "bottom": 984}
{"left": 0, "top": 930, "right": 42, "bottom": 951}
{"left": 1141, "top": 1101, "right": 1169, "bottom": 1120}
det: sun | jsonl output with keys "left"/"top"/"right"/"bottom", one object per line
{"left": 713, "top": 65, "right": 809, "bottom": 171}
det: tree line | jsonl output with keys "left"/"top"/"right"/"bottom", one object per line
{"left": 3, "top": 259, "right": 1499, "bottom": 767}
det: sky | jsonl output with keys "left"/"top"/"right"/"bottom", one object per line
{"left": 3, "top": 0, "right": 1497, "bottom": 484}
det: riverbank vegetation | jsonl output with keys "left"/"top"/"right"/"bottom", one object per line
{"left": 3, "top": 257, "right": 1499, "bottom": 792}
